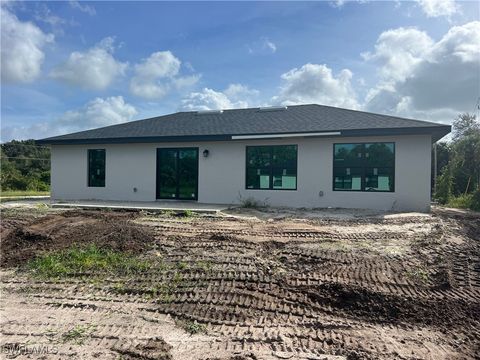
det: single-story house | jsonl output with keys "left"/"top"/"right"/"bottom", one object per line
{"left": 37, "top": 104, "right": 451, "bottom": 212}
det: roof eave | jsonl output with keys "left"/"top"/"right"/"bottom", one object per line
{"left": 36, "top": 125, "right": 451, "bottom": 145}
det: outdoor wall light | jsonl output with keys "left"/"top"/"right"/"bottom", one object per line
{"left": 203, "top": 149, "right": 210, "bottom": 158}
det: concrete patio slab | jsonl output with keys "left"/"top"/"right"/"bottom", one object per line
{"left": 49, "top": 200, "right": 230, "bottom": 213}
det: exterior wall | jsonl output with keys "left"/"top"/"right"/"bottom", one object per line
{"left": 51, "top": 134, "right": 432, "bottom": 212}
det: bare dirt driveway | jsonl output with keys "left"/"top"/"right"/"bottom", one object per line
{"left": 0, "top": 205, "right": 479, "bottom": 359}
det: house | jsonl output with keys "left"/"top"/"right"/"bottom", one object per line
{"left": 37, "top": 104, "right": 451, "bottom": 212}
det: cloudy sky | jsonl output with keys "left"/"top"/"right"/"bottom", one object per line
{"left": 1, "top": 0, "right": 479, "bottom": 141}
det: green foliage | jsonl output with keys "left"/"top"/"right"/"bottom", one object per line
{"left": 1, "top": 139, "right": 50, "bottom": 192}
{"left": 471, "top": 188, "right": 480, "bottom": 212}
{"left": 28, "top": 245, "right": 151, "bottom": 278}
{"left": 447, "top": 194, "right": 473, "bottom": 209}
{"left": 61, "top": 324, "right": 97, "bottom": 344}
{"left": 431, "top": 142, "right": 450, "bottom": 189}
{"left": 434, "top": 113, "right": 480, "bottom": 211}
{"left": 406, "top": 267, "right": 430, "bottom": 284}
{"left": 179, "top": 320, "right": 207, "bottom": 335}
{"left": 447, "top": 189, "right": 480, "bottom": 212}
{"left": 452, "top": 113, "right": 480, "bottom": 140}
{"left": 435, "top": 165, "right": 453, "bottom": 204}
{"left": 181, "top": 209, "right": 195, "bottom": 217}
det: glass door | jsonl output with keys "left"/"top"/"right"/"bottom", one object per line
{"left": 156, "top": 148, "right": 198, "bottom": 200}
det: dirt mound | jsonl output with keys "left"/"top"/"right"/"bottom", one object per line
{"left": 1, "top": 211, "right": 154, "bottom": 267}
{"left": 302, "top": 282, "right": 479, "bottom": 329}
{"left": 112, "top": 338, "right": 172, "bottom": 360}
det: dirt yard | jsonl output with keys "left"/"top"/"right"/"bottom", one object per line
{"left": 0, "top": 205, "right": 479, "bottom": 359}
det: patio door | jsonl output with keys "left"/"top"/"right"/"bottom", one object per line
{"left": 156, "top": 148, "right": 199, "bottom": 200}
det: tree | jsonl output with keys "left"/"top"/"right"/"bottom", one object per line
{"left": 452, "top": 113, "right": 480, "bottom": 140}
{"left": 431, "top": 141, "right": 450, "bottom": 191}
{"left": 449, "top": 114, "right": 480, "bottom": 195}
{"left": 434, "top": 113, "right": 480, "bottom": 210}
{"left": 0, "top": 140, "right": 50, "bottom": 192}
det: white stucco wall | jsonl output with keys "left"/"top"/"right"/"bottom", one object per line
{"left": 50, "top": 134, "right": 432, "bottom": 212}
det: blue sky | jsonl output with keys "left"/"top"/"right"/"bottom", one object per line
{"left": 1, "top": 0, "right": 479, "bottom": 141}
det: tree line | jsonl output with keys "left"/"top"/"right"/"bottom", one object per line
{"left": 433, "top": 113, "right": 480, "bottom": 211}
{"left": 1, "top": 140, "right": 50, "bottom": 192}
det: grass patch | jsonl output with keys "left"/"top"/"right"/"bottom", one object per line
{"left": 447, "top": 192, "right": 480, "bottom": 212}
{"left": 178, "top": 320, "right": 207, "bottom": 335}
{"left": 0, "top": 190, "right": 50, "bottom": 197}
{"left": 28, "top": 244, "right": 151, "bottom": 278}
{"left": 61, "top": 324, "right": 96, "bottom": 345}
{"left": 176, "top": 261, "right": 189, "bottom": 270}
{"left": 406, "top": 267, "right": 430, "bottom": 284}
{"left": 196, "top": 260, "right": 213, "bottom": 272}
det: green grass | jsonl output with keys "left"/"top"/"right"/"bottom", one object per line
{"left": 178, "top": 320, "right": 207, "bottom": 335}
{"left": 406, "top": 267, "right": 430, "bottom": 284}
{"left": 61, "top": 324, "right": 96, "bottom": 345}
{"left": 0, "top": 190, "right": 50, "bottom": 197}
{"left": 447, "top": 193, "right": 480, "bottom": 211}
{"left": 28, "top": 245, "right": 151, "bottom": 278}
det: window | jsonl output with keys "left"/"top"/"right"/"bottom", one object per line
{"left": 333, "top": 142, "right": 394, "bottom": 192}
{"left": 88, "top": 149, "right": 105, "bottom": 187}
{"left": 246, "top": 145, "right": 297, "bottom": 190}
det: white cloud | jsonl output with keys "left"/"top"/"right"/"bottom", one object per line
{"left": 1, "top": 96, "right": 137, "bottom": 141}
{"left": 180, "top": 84, "right": 259, "bottom": 111}
{"left": 224, "top": 83, "right": 260, "bottom": 101}
{"left": 330, "top": 0, "right": 346, "bottom": 8}
{"left": 263, "top": 38, "right": 277, "bottom": 53}
{"left": 130, "top": 51, "right": 199, "bottom": 100}
{"left": 364, "top": 21, "right": 480, "bottom": 123}
{"left": 50, "top": 37, "right": 127, "bottom": 90}
{"left": 415, "top": 0, "right": 458, "bottom": 18}
{"left": 329, "top": 0, "right": 369, "bottom": 8}
{"left": 1, "top": 6, "right": 54, "bottom": 83}
{"left": 273, "top": 63, "right": 359, "bottom": 109}
{"left": 247, "top": 37, "right": 277, "bottom": 55}
{"left": 180, "top": 88, "right": 235, "bottom": 111}
{"left": 34, "top": 4, "right": 67, "bottom": 27}
{"left": 134, "top": 51, "right": 180, "bottom": 79}
{"left": 69, "top": 0, "right": 96, "bottom": 16}
{"left": 361, "top": 27, "right": 433, "bottom": 83}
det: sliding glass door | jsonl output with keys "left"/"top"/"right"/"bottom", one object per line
{"left": 156, "top": 148, "right": 198, "bottom": 200}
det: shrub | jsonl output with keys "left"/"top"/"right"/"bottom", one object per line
{"left": 446, "top": 188, "right": 480, "bottom": 212}
{"left": 447, "top": 194, "right": 473, "bottom": 209}
{"left": 435, "top": 166, "right": 452, "bottom": 204}
{"left": 470, "top": 188, "right": 480, "bottom": 211}
{"left": 237, "top": 192, "right": 269, "bottom": 208}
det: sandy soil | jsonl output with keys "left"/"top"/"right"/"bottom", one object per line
{"left": 0, "top": 206, "right": 479, "bottom": 359}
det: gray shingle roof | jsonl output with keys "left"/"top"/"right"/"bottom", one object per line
{"left": 37, "top": 104, "right": 451, "bottom": 144}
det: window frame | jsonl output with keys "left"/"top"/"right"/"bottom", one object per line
{"left": 87, "top": 149, "right": 106, "bottom": 187}
{"left": 245, "top": 145, "right": 298, "bottom": 191}
{"left": 332, "top": 142, "right": 395, "bottom": 193}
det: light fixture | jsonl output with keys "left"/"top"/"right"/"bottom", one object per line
{"left": 203, "top": 149, "right": 209, "bottom": 158}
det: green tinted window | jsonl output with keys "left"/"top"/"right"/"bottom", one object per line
{"left": 333, "top": 143, "right": 394, "bottom": 192}
{"left": 246, "top": 145, "right": 297, "bottom": 190}
{"left": 88, "top": 149, "right": 105, "bottom": 187}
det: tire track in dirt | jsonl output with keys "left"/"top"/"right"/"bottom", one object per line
{"left": 1, "top": 208, "right": 479, "bottom": 359}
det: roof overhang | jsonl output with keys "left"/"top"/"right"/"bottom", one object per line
{"left": 37, "top": 125, "right": 451, "bottom": 145}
